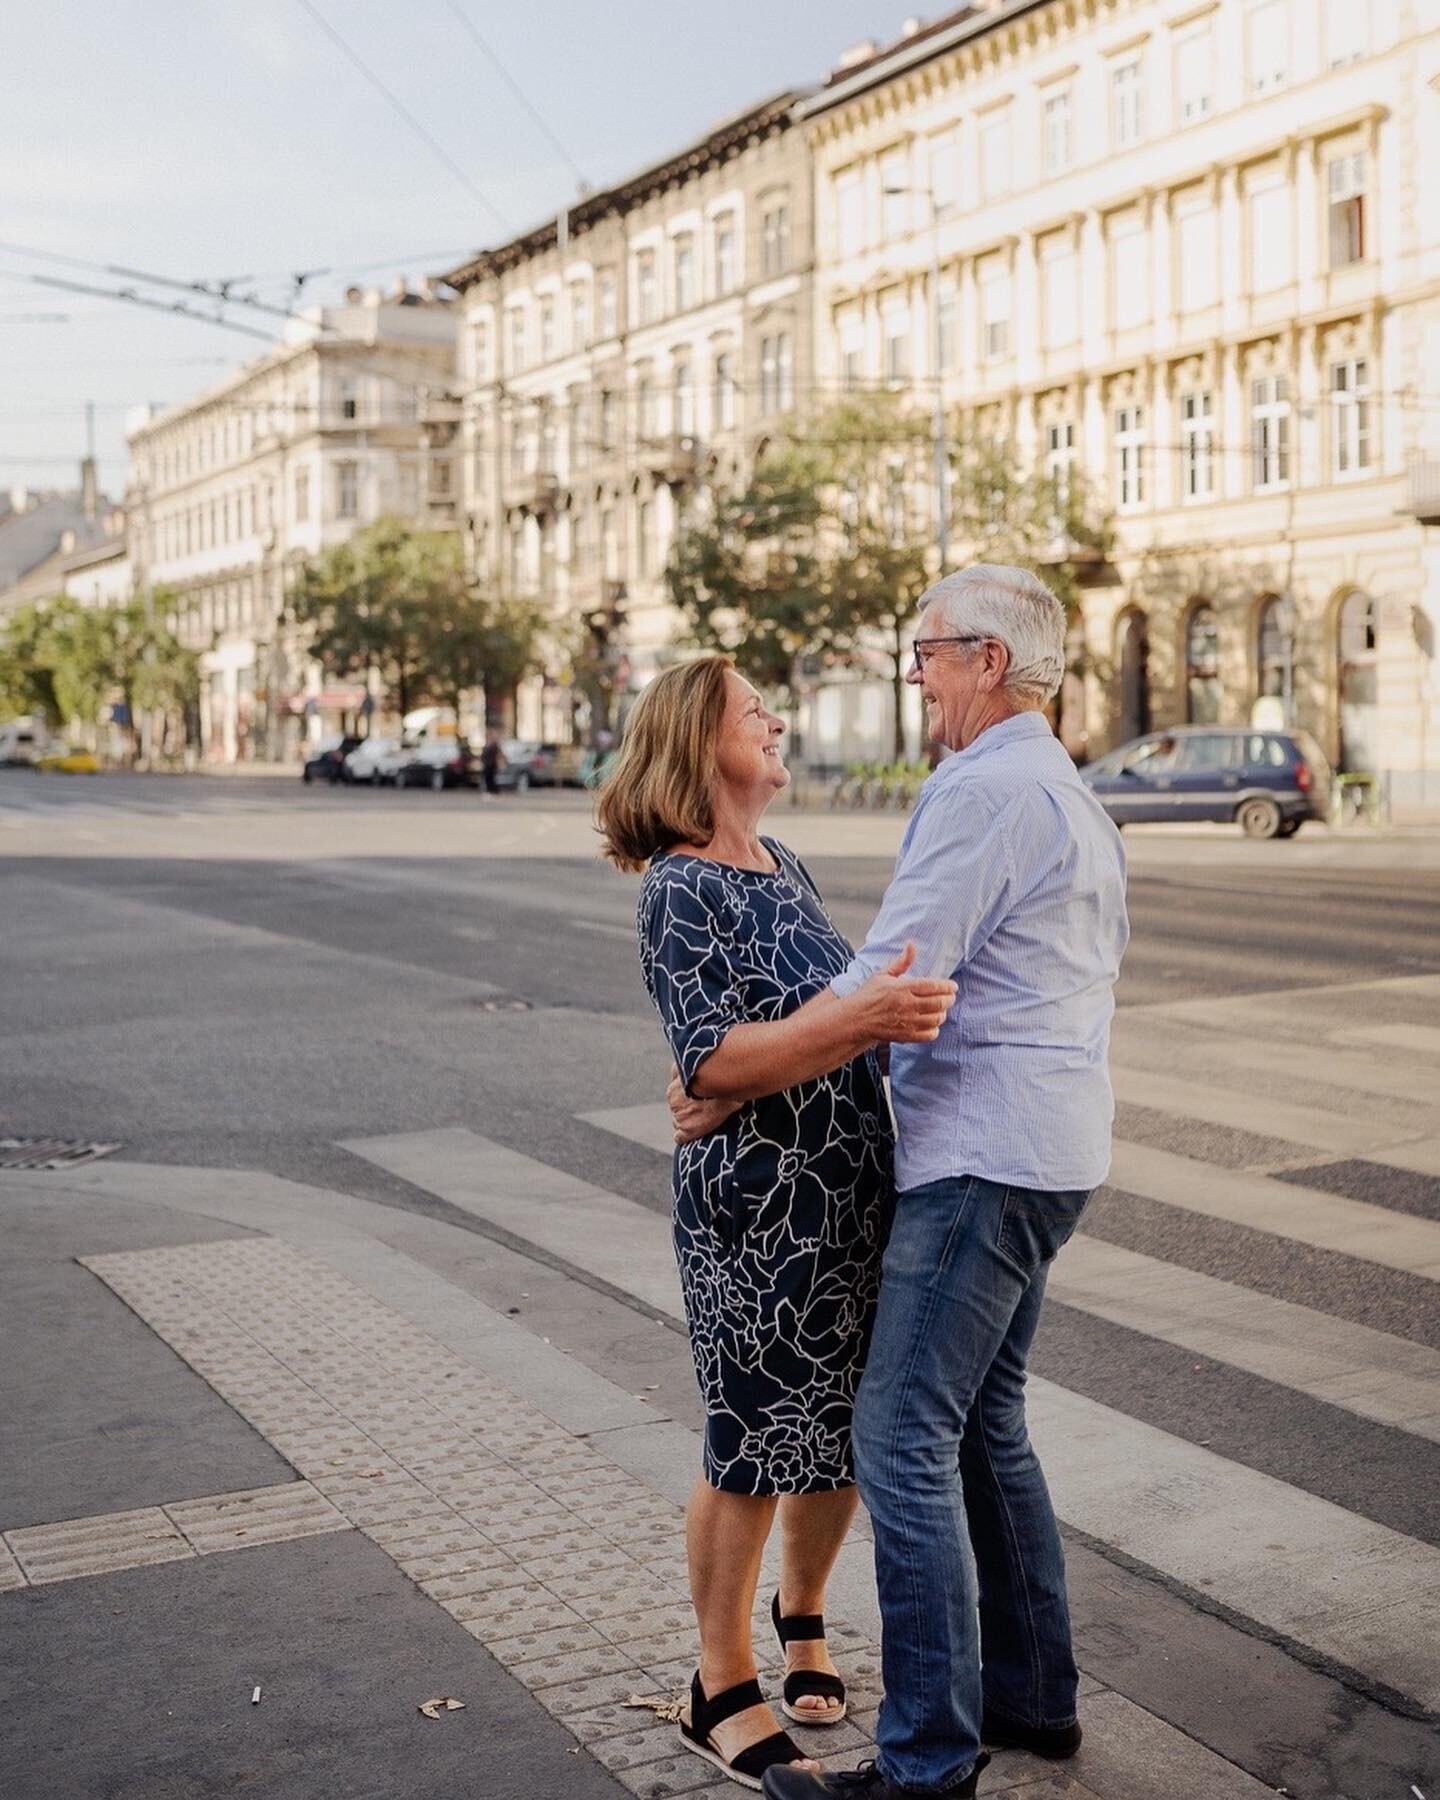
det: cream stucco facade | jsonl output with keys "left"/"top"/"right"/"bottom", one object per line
{"left": 444, "top": 93, "right": 813, "bottom": 743}
{"left": 126, "top": 287, "right": 455, "bottom": 763}
{"left": 801, "top": 0, "right": 1440, "bottom": 802}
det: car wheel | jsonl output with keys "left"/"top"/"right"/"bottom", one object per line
{"left": 1238, "top": 797, "right": 1282, "bottom": 839}
{"left": 1277, "top": 818, "right": 1302, "bottom": 838}
{"left": 302, "top": 768, "right": 313, "bottom": 784}
{"left": 430, "top": 767, "right": 445, "bottom": 792}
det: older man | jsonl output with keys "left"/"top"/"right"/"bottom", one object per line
{"left": 763, "top": 564, "right": 1129, "bottom": 1799}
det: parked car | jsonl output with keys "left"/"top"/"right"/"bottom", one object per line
{"left": 1081, "top": 726, "right": 1330, "bottom": 838}
{"left": 340, "top": 736, "right": 400, "bottom": 784}
{"left": 371, "top": 739, "right": 418, "bottom": 786}
{"left": 493, "top": 740, "right": 563, "bottom": 792}
{"left": 547, "top": 744, "right": 587, "bottom": 788}
{"left": 398, "top": 739, "right": 477, "bottom": 790}
{"left": 302, "top": 735, "right": 362, "bottom": 784}
{"left": 0, "top": 719, "right": 48, "bottom": 765}
{"left": 33, "top": 744, "right": 99, "bottom": 774}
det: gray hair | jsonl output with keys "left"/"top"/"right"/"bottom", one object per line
{"left": 921, "top": 563, "right": 1067, "bottom": 705}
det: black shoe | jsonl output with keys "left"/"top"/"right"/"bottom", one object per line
{"left": 772, "top": 1592, "right": 847, "bottom": 1725}
{"left": 981, "top": 1706, "right": 1082, "bottom": 1759}
{"left": 761, "top": 1753, "right": 989, "bottom": 1798}
{"left": 679, "top": 1671, "right": 808, "bottom": 1792}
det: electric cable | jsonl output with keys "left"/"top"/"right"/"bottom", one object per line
{"left": 439, "top": 0, "right": 590, "bottom": 193}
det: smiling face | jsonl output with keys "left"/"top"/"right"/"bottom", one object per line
{"left": 714, "top": 669, "right": 788, "bottom": 803}
{"left": 906, "top": 602, "right": 1012, "bottom": 751}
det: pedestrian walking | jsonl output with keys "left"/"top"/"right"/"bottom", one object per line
{"left": 753, "top": 566, "right": 1129, "bottom": 1799}
{"left": 597, "top": 656, "right": 955, "bottom": 1791}
{"left": 480, "top": 729, "right": 505, "bottom": 795}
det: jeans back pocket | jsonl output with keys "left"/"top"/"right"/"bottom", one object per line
{"left": 996, "top": 1184, "right": 1091, "bottom": 1275}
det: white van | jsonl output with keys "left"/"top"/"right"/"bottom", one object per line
{"left": 0, "top": 718, "right": 48, "bottom": 766}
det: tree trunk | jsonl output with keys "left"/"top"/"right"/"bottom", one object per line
{"left": 891, "top": 622, "right": 907, "bottom": 761}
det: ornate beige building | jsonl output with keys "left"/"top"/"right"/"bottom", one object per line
{"left": 801, "top": 0, "right": 1440, "bottom": 800}
{"left": 443, "top": 93, "right": 812, "bottom": 741}
{"left": 126, "top": 284, "right": 455, "bottom": 762}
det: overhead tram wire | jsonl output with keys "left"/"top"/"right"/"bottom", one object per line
{"left": 0, "top": 273, "right": 275, "bottom": 342}
{"left": 439, "top": 0, "right": 590, "bottom": 194}
{"left": 292, "top": 0, "right": 514, "bottom": 236}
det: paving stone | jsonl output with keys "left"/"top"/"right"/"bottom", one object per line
{"left": 567, "top": 1705, "right": 675, "bottom": 1748}
{"left": 163, "top": 1481, "right": 347, "bottom": 1553}
{"left": 512, "top": 1643, "right": 644, "bottom": 1690}
{"left": 609, "top": 1750, "right": 724, "bottom": 1797}
{"left": 533, "top": 1669, "right": 654, "bottom": 1720}
{"left": 568, "top": 1577, "right": 690, "bottom": 1622}
{"left": 421, "top": 1556, "right": 530, "bottom": 1601}
{"left": 485, "top": 1621, "right": 616, "bottom": 1665}
{"left": 599, "top": 1603, "right": 697, "bottom": 1646}
{"left": 5, "top": 1507, "right": 193, "bottom": 1584}
{"left": 515, "top": 1543, "right": 638, "bottom": 1586}
{"left": 0, "top": 1539, "right": 27, "bottom": 1592}
{"left": 613, "top": 1632, "right": 701, "bottom": 1670}
{"left": 448, "top": 1579, "right": 563, "bottom": 1630}
{"left": 570, "top": 1719, "right": 683, "bottom": 1771}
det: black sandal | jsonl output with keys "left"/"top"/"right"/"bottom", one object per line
{"left": 772, "top": 1592, "right": 848, "bottom": 1725}
{"left": 678, "top": 1671, "right": 808, "bottom": 1791}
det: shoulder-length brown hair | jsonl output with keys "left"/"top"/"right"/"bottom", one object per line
{"left": 595, "top": 654, "right": 733, "bottom": 873}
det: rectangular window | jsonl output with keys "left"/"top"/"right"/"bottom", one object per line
{"left": 761, "top": 202, "right": 790, "bottom": 277}
{"left": 929, "top": 128, "right": 959, "bottom": 215}
{"left": 336, "top": 461, "right": 358, "bottom": 519}
{"left": 598, "top": 274, "right": 617, "bottom": 338}
{"left": 1176, "top": 202, "right": 1219, "bottom": 311}
{"left": 881, "top": 150, "right": 909, "bottom": 238}
{"left": 1325, "top": 0, "right": 1366, "bottom": 66}
{"left": 339, "top": 379, "right": 358, "bottom": 422}
{"left": 1328, "top": 153, "right": 1367, "bottom": 267}
{"left": 1331, "top": 359, "right": 1371, "bottom": 476}
{"left": 1111, "top": 59, "right": 1143, "bottom": 149}
{"left": 635, "top": 250, "right": 657, "bottom": 324}
{"left": 674, "top": 236, "right": 695, "bottom": 311}
{"left": 884, "top": 308, "right": 910, "bottom": 384}
{"left": 539, "top": 300, "right": 555, "bottom": 361}
{"left": 540, "top": 407, "right": 558, "bottom": 474}
{"left": 1111, "top": 218, "right": 1149, "bottom": 330}
{"left": 600, "top": 389, "right": 618, "bottom": 450}
{"left": 713, "top": 352, "right": 736, "bottom": 430}
{"left": 980, "top": 112, "right": 1012, "bottom": 199}
{"left": 294, "top": 466, "right": 310, "bottom": 522}
{"left": 1180, "top": 391, "right": 1215, "bottom": 499}
{"left": 714, "top": 215, "right": 737, "bottom": 295}
{"left": 507, "top": 310, "right": 525, "bottom": 372}
{"left": 1043, "top": 91, "right": 1073, "bottom": 175}
{"left": 1115, "top": 405, "right": 1147, "bottom": 509}
{"left": 673, "top": 361, "right": 695, "bottom": 437}
{"left": 980, "top": 267, "right": 1012, "bottom": 362}
{"left": 1251, "top": 375, "right": 1291, "bottom": 489}
{"left": 569, "top": 394, "right": 589, "bottom": 473}
{"left": 1250, "top": 179, "right": 1290, "bottom": 290}
{"left": 569, "top": 284, "right": 588, "bottom": 349}
{"left": 637, "top": 498, "right": 655, "bottom": 578}
{"left": 836, "top": 169, "right": 864, "bottom": 258}
{"left": 760, "top": 335, "right": 793, "bottom": 413}
{"left": 1175, "top": 22, "right": 1214, "bottom": 122}
{"left": 1247, "top": 0, "right": 1288, "bottom": 94}
{"left": 1042, "top": 244, "right": 1078, "bottom": 346}
{"left": 1044, "top": 420, "right": 1076, "bottom": 498}
{"left": 635, "top": 374, "right": 655, "bottom": 439}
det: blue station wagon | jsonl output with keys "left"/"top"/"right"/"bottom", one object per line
{"left": 1081, "top": 726, "right": 1331, "bottom": 838}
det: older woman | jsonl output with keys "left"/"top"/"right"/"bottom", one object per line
{"left": 596, "top": 655, "right": 955, "bottom": 1791}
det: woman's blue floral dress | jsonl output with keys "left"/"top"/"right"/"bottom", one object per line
{"left": 638, "top": 838, "right": 895, "bottom": 1495}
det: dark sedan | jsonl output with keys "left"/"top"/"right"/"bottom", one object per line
{"left": 302, "top": 735, "right": 363, "bottom": 784}
{"left": 1081, "top": 726, "right": 1330, "bottom": 838}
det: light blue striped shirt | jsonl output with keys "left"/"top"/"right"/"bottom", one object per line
{"left": 831, "top": 711, "right": 1129, "bottom": 1193}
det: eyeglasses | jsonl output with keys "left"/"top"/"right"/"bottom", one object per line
{"left": 909, "top": 635, "right": 987, "bottom": 675}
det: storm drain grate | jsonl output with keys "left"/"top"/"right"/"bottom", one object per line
{"left": 0, "top": 1137, "right": 122, "bottom": 1172}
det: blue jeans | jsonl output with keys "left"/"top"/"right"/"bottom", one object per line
{"left": 852, "top": 1174, "right": 1090, "bottom": 1793}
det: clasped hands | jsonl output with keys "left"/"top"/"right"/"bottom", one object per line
{"left": 666, "top": 942, "right": 956, "bottom": 1145}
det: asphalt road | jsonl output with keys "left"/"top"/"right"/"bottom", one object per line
{"left": 3, "top": 770, "right": 1439, "bottom": 1798}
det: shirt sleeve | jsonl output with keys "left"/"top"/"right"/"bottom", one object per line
{"left": 830, "top": 785, "right": 1019, "bottom": 994}
{"left": 641, "top": 871, "right": 745, "bottom": 1093}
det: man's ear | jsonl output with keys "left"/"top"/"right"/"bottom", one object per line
{"left": 981, "top": 638, "right": 1010, "bottom": 690}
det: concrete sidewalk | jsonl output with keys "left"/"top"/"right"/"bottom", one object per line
{"left": 0, "top": 1163, "right": 1300, "bottom": 1800}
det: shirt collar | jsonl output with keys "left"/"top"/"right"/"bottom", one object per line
{"left": 940, "top": 710, "right": 1052, "bottom": 768}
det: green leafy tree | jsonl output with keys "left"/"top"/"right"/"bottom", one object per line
{"left": 24, "top": 591, "right": 197, "bottom": 761}
{"left": 288, "top": 517, "right": 459, "bottom": 722}
{"left": 424, "top": 587, "right": 547, "bottom": 722}
{"left": 0, "top": 601, "right": 63, "bottom": 725}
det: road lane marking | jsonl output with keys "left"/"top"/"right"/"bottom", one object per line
{"left": 578, "top": 1103, "right": 674, "bottom": 1155}
{"left": 335, "top": 1127, "right": 1440, "bottom": 1710}
{"left": 1107, "top": 1142, "right": 1440, "bottom": 1278}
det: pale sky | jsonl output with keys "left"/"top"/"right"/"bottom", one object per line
{"left": 1, "top": 0, "right": 900, "bottom": 499}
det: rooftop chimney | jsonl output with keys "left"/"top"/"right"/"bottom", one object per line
{"left": 80, "top": 455, "right": 98, "bottom": 522}
{"left": 900, "top": 15, "right": 924, "bottom": 37}
{"left": 837, "top": 37, "right": 879, "bottom": 68}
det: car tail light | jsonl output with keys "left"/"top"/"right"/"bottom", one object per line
{"left": 1295, "top": 760, "right": 1312, "bottom": 792}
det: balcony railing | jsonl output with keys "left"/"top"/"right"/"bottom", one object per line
{"left": 516, "top": 469, "right": 561, "bottom": 515}
{"left": 1404, "top": 459, "right": 1440, "bottom": 523}
{"left": 643, "top": 433, "right": 702, "bottom": 485}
